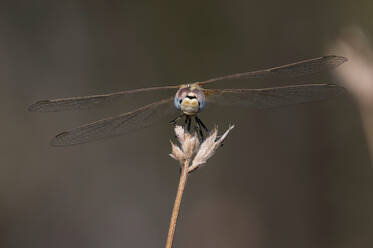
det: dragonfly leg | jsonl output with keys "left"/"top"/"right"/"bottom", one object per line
{"left": 183, "top": 115, "right": 189, "bottom": 129}
{"left": 183, "top": 115, "right": 192, "bottom": 133}
{"left": 195, "top": 116, "right": 222, "bottom": 145}
{"left": 196, "top": 116, "right": 209, "bottom": 132}
{"left": 194, "top": 116, "right": 205, "bottom": 141}
{"left": 187, "top": 116, "right": 192, "bottom": 132}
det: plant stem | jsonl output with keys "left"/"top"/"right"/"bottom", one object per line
{"left": 165, "top": 160, "right": 189, "bottom": 248}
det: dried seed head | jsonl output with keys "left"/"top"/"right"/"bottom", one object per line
{"left": 169, "top": 141, "right": 185, "bottom": 163}
{"left": 174, "top": 125, "right": 186, "bottom": 144}
{"left": 189, "top": 124, "right": 235, "bottom": 172}
{"left": 169, "top": 124, "right": 235, "bottom": 172}
{"left": 169, "top": 125, "right": 200, "bottom": 163}
{"left": 182, "top": 132, "right": 200, "bottom": 159}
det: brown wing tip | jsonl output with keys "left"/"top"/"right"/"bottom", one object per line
{"left": 323, "top": 55, "right": 348, "bottom": 66}
{"left": 50, "top": 131, "right": 70, "bottom": 147}
{"left": 325, "top": 83, "right": 348, "bottom": 95}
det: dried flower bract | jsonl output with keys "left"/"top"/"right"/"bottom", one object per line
{"left": 169, "top": 124, "right": 234, "bottom": 172}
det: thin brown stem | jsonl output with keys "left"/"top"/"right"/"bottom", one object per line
{"left": 165, "top": 160, "right": 189, "bottom": 248}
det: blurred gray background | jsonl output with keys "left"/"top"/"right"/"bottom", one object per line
{"left": 1, "top": 0, "right": 373, "bottom": 247}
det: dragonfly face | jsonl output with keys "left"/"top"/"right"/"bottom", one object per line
{"left": 174, "top": 84, "right": 206, "bottom": 115}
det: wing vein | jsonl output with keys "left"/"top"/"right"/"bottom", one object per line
{"left": 198, "top": 55, "right": 347, "bottom": 85}
{"left": 50, "top": 97, "right": 175, "bottom": 146}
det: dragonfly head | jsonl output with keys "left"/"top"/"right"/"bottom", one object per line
{"left": 174, "top": 84, "right": 206, "bottom": 115}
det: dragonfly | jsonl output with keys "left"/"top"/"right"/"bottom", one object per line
{"left": 29, "top": 55, "right": 347, "bottom": 146}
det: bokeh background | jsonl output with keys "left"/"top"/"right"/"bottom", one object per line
{"left": 1, "top": 1, "right": 373, "bottom": 247}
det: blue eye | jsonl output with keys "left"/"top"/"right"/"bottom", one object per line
{"left": 174, "top": 96, "right": 182, "bottom": 110}
{"left": 199, "top": 100, "right": 205, "bottom": 110}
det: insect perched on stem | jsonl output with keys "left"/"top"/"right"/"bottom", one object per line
{"left": 29, "top": 55, "right": 347, "bottom": 146}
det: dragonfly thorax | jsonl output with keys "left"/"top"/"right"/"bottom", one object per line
{"left": 174, "top": 84, "right": 206, "bottom": 115}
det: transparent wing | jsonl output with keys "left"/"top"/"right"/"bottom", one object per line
{"left": 50, "top": 97, "right": 175, "bottom": 146}
{"left": 205, "top": 84, "right": 346, "bottom": 109}
{"left": 198, "top": 56, "right": 347, "bottom": 85}
{"left": 29, "top": 85, "right": 178, "bottom": 112}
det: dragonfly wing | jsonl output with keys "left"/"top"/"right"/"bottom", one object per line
{"left": 29, "top": 85, "right": 178, "bottom": 112}
{"left": 205, "top": 84, "right": 346, "bottom": 109}
{"left": 198, "top": 56, "right": 347, "bottom": 85}
{"left": 50, "top": 97, "right": 176, "bottom": 146}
